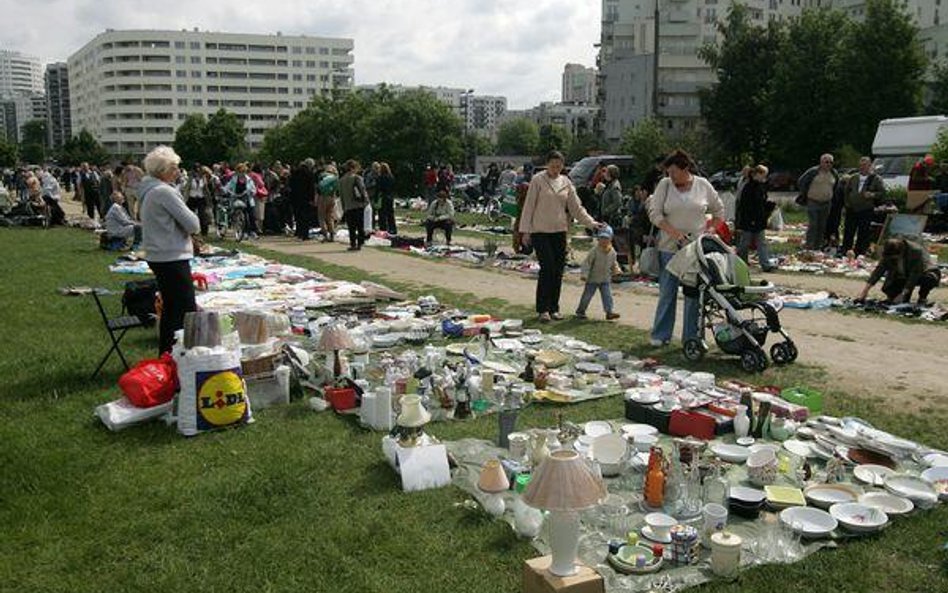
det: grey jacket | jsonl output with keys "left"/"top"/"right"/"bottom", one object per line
{"left": 339, "top": 172, "right": 367, "bottom": 211}
{"left": 140, "top": 176, "right": 200, "bottom": 262}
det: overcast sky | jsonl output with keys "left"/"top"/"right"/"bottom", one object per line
{"left": 2, "top": 0, "right": 600, "bottom": 109}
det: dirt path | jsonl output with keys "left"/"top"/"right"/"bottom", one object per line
{"left": 261, "top": 236, "right": 948, "bottom": 411}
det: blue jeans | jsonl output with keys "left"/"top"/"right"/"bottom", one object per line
{"left": 737, "top": 229, "right": 773, "bottom": 270}
{"left": 576, "top": 282, "right": 614, "bottom": 315}
{"left": 805, "top": 201, "right": 831, "bottom": 250}
{"left": 651, "top": 251, "right": 699, "bottom": 343}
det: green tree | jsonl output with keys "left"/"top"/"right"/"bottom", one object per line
{"left": 931, "top": 128, "right": 948, "bottom": 164}
{"left": 698, "top": 3, "right": 781, "bottom": 164}
{"left": 173, "top": 113, "right": 208, "bottom": 166}
{"left": 57, "top": 129, "right": 110, "bottom": 166}
{"left": 567, "top": 131, "right": 604, "bottom": 163}
{"left": 926, "top": 60, "right": 948, "bottom": 116}
{"left": 19, "top": 119, "right": 47, "bottom": 164}
{"left": 837, "top": 0, "right": 927, "bottom": 153}
{"left": 619, "top": 118, "right": 670, "bottom": 181}
{"left": 204, "top": 108, "right": 248, "bottom": 164}
{"left": 768, "top": 8, "right": 850, "bottom": 169}
{"left": 496, "top": 118, "right": 539, "bottom": 155}
{"left": 0, "top": 137, "right": 18, "bottom": 167}
{"left": 537, "top": 124, "right": 571, "bottom": 155}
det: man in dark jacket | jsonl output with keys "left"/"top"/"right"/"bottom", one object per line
{"left": 797, "top": 153, "right": 838, "bottom": 251}
{"left": 840, "top": 156, "right": 886, "bottom": 256}
{"left": 289, "top": 159, "right": 316, "bottom": 241}
{"left": 857, "top": 238, "right": 941, "bottom": 305}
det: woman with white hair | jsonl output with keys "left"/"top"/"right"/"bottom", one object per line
{"left": 139, "top": 145, "right": 201, "bottom": 354}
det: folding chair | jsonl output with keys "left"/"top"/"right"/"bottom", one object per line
{"left": 90, "top": 290, "right": 146, "bottom": 379}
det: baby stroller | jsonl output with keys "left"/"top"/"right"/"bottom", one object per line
{"left": 667, "top": 234, "right": 797, "bottom": 372}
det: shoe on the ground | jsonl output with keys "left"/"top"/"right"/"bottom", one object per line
{"left": 538, "top": 312, "right": 551, "bottom": 323}
{"left": 574, "top": 312, "right": 587, "bottom": 320}
{"left": 550, "top": 312, "right": 564, "bottom": 321}
{"left": 649, "top": 338, "right": 669, "bottom": 347}
{"left": 346, "top": 246, "right": 359, "bottom": 251}
{"left": 606, "top": 312, "right": 620, "bottom": 320}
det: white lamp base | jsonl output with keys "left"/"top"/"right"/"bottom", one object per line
{"left": 547, "top": 510, "right": 581, "bottom": 577}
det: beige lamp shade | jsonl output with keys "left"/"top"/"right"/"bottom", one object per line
{"left": 478, "top": 459, "right": 510, "bottom": 493}
{"left": 318, "top": 323, "right": 354, "bottom": 351}
{"left": 522, "top": 449, "right": 606, "bottom": 511}
{"left": 396, "top": 395, "right": 431, "bottom": 428}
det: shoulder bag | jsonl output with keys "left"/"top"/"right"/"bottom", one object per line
{"left": 637, "top": 180, "right": 669, "bottom": 278}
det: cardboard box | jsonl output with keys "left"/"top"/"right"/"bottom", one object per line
{"left": 523, "top": 556, "right": 604, "bottom": 593}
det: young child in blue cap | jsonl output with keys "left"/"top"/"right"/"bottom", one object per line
{"left": 576, "top": 225, "right": 622, "bottom": 320}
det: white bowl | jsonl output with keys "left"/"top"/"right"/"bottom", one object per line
{"left": 710, "top": 443, "right": 750, "bottom": 464}
{"left": 884, "top": 473, "right": 939, "bottom": 508}
{"left": 779, "top": 507, "right": 838, "bottom": 538}
{"left": 584, "top": 420, "right": 613, "bottom": 437}
{"left": 921, "top": 465, "right": 948, "bottom": 501}
{"left": 857, "top": 492, "right": 914, "bottom": 516}
{"left": 728, "top": 486, "right": 766, "bottom": 504}
{"left": 592, "top": 434, "right": 628, "bottom": 476}
{"left": 853, "top": 464, "right": 895, "bottom": 487}
{"left": 633, "top": 433, "right": 658, "bottom": 452}
{"left": 829, "top": 502, "right": 888, "bottom": 533}
{"left": 621, "top": 423, "right": 658, "bottom": 438}
{"left": 923, "top": 452, "right": 948, "bottom": 467}
{"left": 804, "top": 484, "right": 861, "bottom": 509}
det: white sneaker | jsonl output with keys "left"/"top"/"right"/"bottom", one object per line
{"left": 649, "top": 338, "right": 669, "bottom": 347}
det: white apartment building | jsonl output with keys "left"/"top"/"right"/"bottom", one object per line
{"left": 68, "top": 29, "right": 354, "bottom": 156}
{"left": 46, "top": 63, "right": 72, "bottom": 149}
{"left": 505, "top": 101, "right": 599, "bottom": 138}
{"left": 355, "top": 83, "right": 466, "bottom": 114}
{"left": 0, "top": 50, "right": 43, "bottom": 98}
{"left": 562, "top": 63, "right": 598, "bottom": 105}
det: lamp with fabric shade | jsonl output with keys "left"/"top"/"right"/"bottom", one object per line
{"left": 522, "top": 449, "right": 606, "bottom": 576}
{"left": 318, "top": 323, "right": 354, "bottom": 378}
{"left": 396, "top": 394, "right": 431, "bottom": 428}
{"left": 478, "top": 459, "right": 510, "bottom": 518}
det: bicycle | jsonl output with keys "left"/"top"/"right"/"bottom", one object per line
{"left": 215, "top": 190, "right": 249, "bottom": 242}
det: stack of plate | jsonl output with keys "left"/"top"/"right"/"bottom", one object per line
{"left": 728, "top": 486, "right": 766, "bottom": 519}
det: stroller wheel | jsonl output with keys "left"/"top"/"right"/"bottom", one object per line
{"left": 770, "top": 342, "right": 796, "bottom": 365}
{"left": 682, "top": 338, "right": 707, "bottom": 362}
{"left": 741, "top": 349, "right": 768, "bottom": 373}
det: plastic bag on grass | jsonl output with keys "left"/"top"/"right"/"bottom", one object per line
{"left": 118, "top": 353, "right": 178, "bottom": 408}
{"left": 96, "top": 397, "right": 173, "bottom": 431}
{"left": 174, "top": 346, "right": 253, "bottom": 436}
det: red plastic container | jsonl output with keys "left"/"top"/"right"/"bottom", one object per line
{"left": 324, "top": 387, "right": 357, "bottom": 411}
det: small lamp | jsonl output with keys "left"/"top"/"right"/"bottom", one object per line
{"left": 522, "top": 449, "right": 606, "bottom": 576}
{"left": 396, "top": 394, "right": 431, "bottom": 428}
{"left": 477, "top": 459, "right": 510, "bottom": 518}
{"left": 318, "top": 323, "right": 354, "bottom": 378}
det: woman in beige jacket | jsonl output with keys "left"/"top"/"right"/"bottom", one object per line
{"left": 519, "top": 151, "right": 601, "bottom": 322}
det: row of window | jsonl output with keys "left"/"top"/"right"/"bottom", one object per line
{"left": 99, "top": 40, "right": 351, "bottom": 55}
{"left": 96, "top": 61, "right": 349, "bottom": 77}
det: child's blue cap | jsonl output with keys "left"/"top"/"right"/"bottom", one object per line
{"left": 596, "top": 225, "right": 614, "bottom": 239}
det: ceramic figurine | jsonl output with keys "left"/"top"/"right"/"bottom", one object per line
{"left": 529, "top": 431, "right": 550, "bottom": 468}
{"left": 733, "top": 404, "right": 751, "bottom": 439}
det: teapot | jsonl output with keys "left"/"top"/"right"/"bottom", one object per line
{"left": 529, "top": 430, "right": 551, "bottom": 468}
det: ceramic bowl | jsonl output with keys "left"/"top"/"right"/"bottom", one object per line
{"left": 633, "top": 433, "right": 658, "bottom": 452}
{"left": 728, "top": 486, "right": 766, "bottom": 505}
{"left": 592, "top": 434, "right": 628, "bottom": 476}
{"left": 829, "top": 502, "right": 888, "bottom": 533}
{"left": 857, "top": 491, "right": 914, "bottom": 516}
{"left": 584, "top": 420, "right": 613, "bottom": 437}
{"left": 779, "top": 507, "right": 838, "bottom": 538}
{"left": 884, "top": 473, "right": 939, "bottom": 508}
{"left": 746, "top": 448, "right": 778, "bottom": 486}
{"left": 804, "top": 483, "right": 861, "bottom": 509}
{"left": 710, "top": 443, "right": 750, "bottom": 464}
{"left": 853, "top": 464, "right": 895, "bottom": 487}
{"left": 644, "top": 512, "right": 677, "bottom": 541}
{"left": 921, "top": 465, "right": 948, "bottom": 501}
{"left": 621, "top": 423, "right": 658, "bottom": 438}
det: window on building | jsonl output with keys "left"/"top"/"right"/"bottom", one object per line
{"left": 292, "top": 74, "right": 302, "bottom": 81}
{"left": 294, "top": 101, "right": 304, "bottom": 108}
{"left": 294, "top": 88, "right": 303, "bottom": 94}
{"left": 191, "top": 56, "right": 201, "bottom": 64}
{"left": 191, "top": 70, "right": 201, "bottom": 78}
{"left": 191, "top": 85, "right": 202, "bottom": 92}
{"left": 292, "top": 60, "right": 303, "bottom": 67}
{"left": 292, "top": 46, "right": 302, "bottom": 54}
{"left": 319, "top": 61, "right": 329, "bottom": 68}
{"left": 176, "top": 56, "right": 186, "bottom": 63}
{"left": 177, "top": 99, "right": 187, "bottom": 106}
{"left": 143, "top": 40, "right": 170, "bottom": 48}
{"left": 319, "top": 47, "right": 329, "bottom": 55}
{"left": 306, "top": 74, "right": 316, "bottom": 81}
{"left": 306, "top": 47, "right": 316, "bottom": 54}
{"left": 205, "top": 43, "right": 217, "bottom": 50}
{"left": 177, "top": 84, "right": 187, "bottom": 92}
{"left": 190, "top": 41, "right": 200, "bottom": 50}
{"left": 175, "top": 41, "right": 185, "bottom": 49}
{"left": 192, "top": 99, "right": 203, "bottom": 106}
{"left": 306, "top": 60, "right": 316, "bottom": 68}
{"left": 176, "top": 70, "right": 187, "bottom": 77}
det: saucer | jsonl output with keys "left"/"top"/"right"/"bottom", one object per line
{"left": 640, "top": 525, "right": 672, "bottom": 544}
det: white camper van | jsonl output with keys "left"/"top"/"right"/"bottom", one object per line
{"left": 871, "top": 115, "right": 948, "bottom": 189}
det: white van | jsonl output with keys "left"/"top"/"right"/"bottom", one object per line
{"left": 871, "top": 115, "right": 948, "bottom": 189}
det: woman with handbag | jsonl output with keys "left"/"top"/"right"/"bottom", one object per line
{"left": 519, "top": 151, "right": 602, "bottom": 322}
{"left": 647, "top": 149, "right": 725, "bottom": 346}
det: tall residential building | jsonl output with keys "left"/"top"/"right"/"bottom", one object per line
{"left": 832, "top": 0, "right": 937, "bottom": 27}
{"left": 562, "top": 63, "right": 598, "bottom": 105}
{"left": 461, "top": 94, "right": 507, "bottom": 141}
{"left": 597, "top": 0, "right": 809, "bottom": 145}
{"left": 67, "top": 29, "right": 354, "bottom": 156}
{"left": 0, "top": 50, "right": 43, "bottom": 97}
{"left": 46, "top": 63, "right": 72, "bottom": 149}
{"left": 6, "top": 93, "right": 47, "bottom": 143}
{"left": 504, "top": 101, "right": 599, "bottom": 138}
{"left": 0, "top": 101, "right": 15, "bottom": 142}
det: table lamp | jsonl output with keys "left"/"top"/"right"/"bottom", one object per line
{"left": 477, "top": 459, "right": 510, "bottom": 518}
{"left": 522, "top": 449, "right": 606, "bottom": 576}
{"left": 318, "top": 323, "right": 354, "bottom": 378}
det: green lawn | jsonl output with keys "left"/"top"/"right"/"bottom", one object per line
{"left": 1, "top": 228, "right": 946, "bottom": 593}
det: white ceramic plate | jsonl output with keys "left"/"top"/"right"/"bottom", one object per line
{"left": 809, "top": 441, "right": 835, "bottom": 461}
{"left": 371, "top": 334, "right": 400, "bottom": 348}
{"left": 795, "top": 426, "right": 817, "bottom": 440}
{"left": 884, "top": 474, "right": 939, "bottom": 507}
{"left": 520, "top": 334, "right": 544, "bottom": 344}
{"left": 575, "top": 362, "right": 605, "bottom": 374}
{"left": 584, "top": 420, "right": 613, "bottom": 438}
{"left": 804, "top": 484, "right": 861, "bottom": 509}
{"left": 624, "top": 388, "right": 661, "bottom": 405}
{"left": 828, "top": 426, "right": 861, "bottom": 445}
{"left": 480, "top": 360, "right": 519, "bottom": 374}
{"left": 783, "top": 439, "right": 814, "bottom": 458}
{"left": 711, "top": 443, "right": 750, "bottom": 464}
{"left": 829, "top": 502, "right": 888, "bottom": 533}
{"left": 729, "top": 486, "right": 766, "bottom": 504}
{"left": 857, "top": 491, "right": 914, "bottom": 516}
{"left": 853, "top": 464, "right": 895, "bottom": 487}
{"left": 779, "top": 507, "right": 838, "bottom": 538}
{"left": 748, "top": 443, "right": 781, "bottom": 455}
{"left": 923, "top": 452, "right": 948, "bottom": 467}
{"left": 640, "top": 525, "right": 671, "bottom": 544}
{"left": 620, "top": 423, "right": 658, "bottom": 438}
{"left": 921, "top": 466, "right": 948, "bottom": 501}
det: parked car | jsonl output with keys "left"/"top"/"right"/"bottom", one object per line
{"left": 767, "top": 170, "right": 798, "bottom": 192}
{"left": 709, "top": 170, "right": 741, "bottom": 191}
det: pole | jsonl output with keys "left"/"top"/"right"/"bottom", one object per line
{"left": 653, "top": 0, "right": 660, "bottom": 120}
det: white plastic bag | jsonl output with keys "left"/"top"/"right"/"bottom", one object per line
{"left": 95, "top": 397, "right": 174, "bottom": 431}
{"left": 174, "top": 346, "right": 253, "bottom": 436}
{"left": 364, "top": 203, "right": 373, "bottom": 233}
{"left": 768, "top": 206, "right": 784, "bottom": 231}
{"left": 332, "top": 197, "right": 343, "bottom": 222}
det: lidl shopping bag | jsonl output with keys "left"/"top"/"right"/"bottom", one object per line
{"left": 174, "top": 347, "right": 253, "bottom": 436}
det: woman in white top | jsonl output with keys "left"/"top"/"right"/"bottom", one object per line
{"left": 647, "top": 149, "right": 725, "bottom": 346}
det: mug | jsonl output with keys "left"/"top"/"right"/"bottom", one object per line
{"left": 702, "top": 503, "right": 728, "bottom": 543}
{"left": 507, "top": 432, "right": 530, "bottom": 461}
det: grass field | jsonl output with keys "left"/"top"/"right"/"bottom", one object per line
{"left": 1, "top": 227, "right": 946, "bottom": 593}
